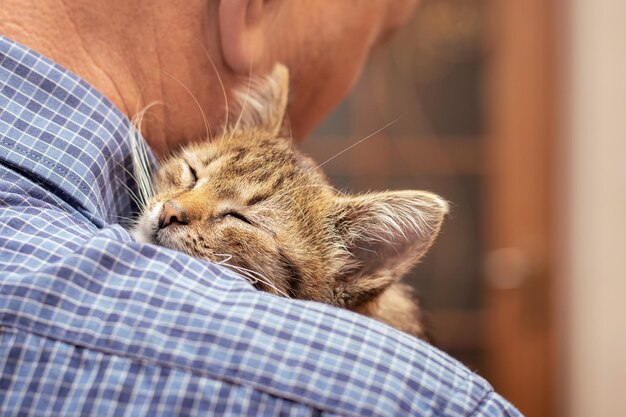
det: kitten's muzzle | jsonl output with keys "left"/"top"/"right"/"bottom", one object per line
{"left": 158, "top": 201, "right": 188, "bottom": 229}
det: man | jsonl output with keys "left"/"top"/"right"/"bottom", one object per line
{"left": 0, "top": 0, "right": 521, "bottom": 415}
{"left": 1, "top": 0, "right": 417, "bottom": 156}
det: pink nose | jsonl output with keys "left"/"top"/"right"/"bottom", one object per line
{"left": 158, "top": 201, "right": 187, "bottom": 229}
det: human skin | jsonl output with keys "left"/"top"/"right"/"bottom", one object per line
{"left": 0, "top": 0, "right": 417, "bottom": 157}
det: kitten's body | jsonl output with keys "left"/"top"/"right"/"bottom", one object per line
{"left": 132, "top": 66, "right": 447, "bottom": 338}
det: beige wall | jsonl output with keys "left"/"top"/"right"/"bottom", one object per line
{"left": 561, "top": 0, "right": 626, "bottom": 415}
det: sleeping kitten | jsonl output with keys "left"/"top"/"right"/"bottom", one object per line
{"left": 131, "top": 65, "right": 448, "bottom": 338}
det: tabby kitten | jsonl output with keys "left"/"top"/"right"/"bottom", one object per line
{"left": 131, "top": 65, "right": 448, "bottom": 338}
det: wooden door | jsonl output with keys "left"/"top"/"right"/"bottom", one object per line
{"left": 485, "top": 0, "right": 557, "bottom": 415}
{"left": 305, "top": 0, "right": 558, "bottom": 415}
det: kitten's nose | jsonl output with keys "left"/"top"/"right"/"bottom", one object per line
{"left": 158, "top": 201, "right": 187, "bottom": 229}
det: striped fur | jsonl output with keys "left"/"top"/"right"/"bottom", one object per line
{"left": 132, "top": 66, "right": 448, "bottom": 338}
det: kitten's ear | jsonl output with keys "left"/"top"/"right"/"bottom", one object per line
{"left": 229, "top": 64, "right": 289, "bottom": 136}
{"left": 333, "top": 190, "right": 448, "bottom": 307}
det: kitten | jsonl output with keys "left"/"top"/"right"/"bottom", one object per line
{"left": 131, "top": 65, "right": 448, "bottom": 338}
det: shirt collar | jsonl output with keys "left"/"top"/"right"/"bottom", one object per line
{"left": 0, "top": 35, "right": 153, "bottom": 227}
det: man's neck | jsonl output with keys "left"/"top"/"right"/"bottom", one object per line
{"left": 0, "top": 0, "right": 233, "bottom": 156}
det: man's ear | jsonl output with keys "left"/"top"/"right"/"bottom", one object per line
{"left": 229, "top": 64, "right": 289, "bottom": 136}
{"left": 219, "top": 0, "right": 270, "bottom": 74}
{"left": 332, "top": 190, "right": 448, "bottom": 307}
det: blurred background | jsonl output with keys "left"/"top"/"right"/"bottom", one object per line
{"left": 304, "top": 0, "right": 626, "bottom": 416}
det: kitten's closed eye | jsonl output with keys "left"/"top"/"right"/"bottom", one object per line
{"left": 185, "top": 162, "right": 198, "bottom": 188}
{"left": 223, "top": 211, "right": 252, "bottom": 225}
{"left": 159, "top": 160, "right": 199, "bottom": 191}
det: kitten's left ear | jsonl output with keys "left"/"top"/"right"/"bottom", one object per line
{"left": 333, "top": 190, "right": 448, "bottom": 307}
{"left": 230, "top": 64, "right": 290, "bottom": 137}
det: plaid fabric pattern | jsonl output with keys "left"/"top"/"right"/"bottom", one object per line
{"left": 0, "top": 36, "right": 522, "bottom": 416}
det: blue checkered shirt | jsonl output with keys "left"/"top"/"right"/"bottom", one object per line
{"left": 0, "top": 36, "right": 522, "bottom": 416}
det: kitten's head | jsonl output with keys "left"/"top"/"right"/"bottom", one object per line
{"left": 132, "top": 65, "right": 448, "bottom": 310}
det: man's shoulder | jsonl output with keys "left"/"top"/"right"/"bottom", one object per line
{"left": 0, "top": 35, "right": 522, "bottom": 417}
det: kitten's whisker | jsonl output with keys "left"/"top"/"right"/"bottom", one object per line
{"left": 229, "top": 65, "right": 254, "bottom": 138}
{"left": 213, "top": 253, "right": 233, "bottom": 265}
{"left": 115, "top": 160, "right": 139, "bottom": 183}
{"left": 199, "top": 42, "right": 230, "bottom": 133}
{"left": 162, "top": 70, "right": 212, "bottom": 139}
{"left": 110, "top": 213, "right": 139, "bottom": 221}
{"left": 218, "top": 261, "right": 291, "bottom": 298}
{"left": 112, "top": 163, "right": 141, "bottom": 202}
{"left": 230, "top": 268, "right": 261, "bottom": 286}
{"left": 222, "top": 264, "right": 264, "bottom": 286}
{"left": 116, "top": 161, "right": 152, "bottom": 209}
{"left": 315, "top": 115, "right": 403, "bottom": 170}
{"left": 129, "top": 103, "right": 160, "bottom": 206}
{"left": 109, "top": 214, "right": 140, "bottom": 228}
{"left": 118, "top": 180, "right": 143, "bottom": 209}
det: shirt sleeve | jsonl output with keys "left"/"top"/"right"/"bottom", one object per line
{"left": 0, "top": 36, "right": 523, "bottom": 417}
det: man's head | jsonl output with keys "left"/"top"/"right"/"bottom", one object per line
{"left": 0, "top": 0, "right": 417, "bottom": 155}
